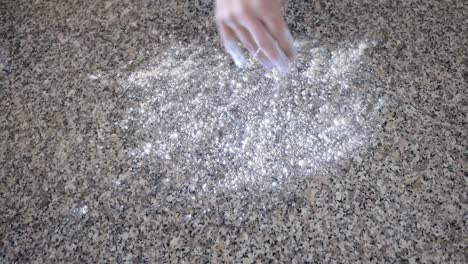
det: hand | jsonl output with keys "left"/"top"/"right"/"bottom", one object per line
{"left": 215, "top": 0, "right": 297, "bottom": 74}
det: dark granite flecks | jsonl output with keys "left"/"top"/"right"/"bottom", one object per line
{"left": 1, "top": 0, "right": 467, "bottom": 263}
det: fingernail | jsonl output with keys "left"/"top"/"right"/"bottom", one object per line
{"left": 225, "top": 42, "right": 247, "bottom": 68}
{"left": 274, "top": 50, "right": 290, "bottom": 75}
{"left": 257, "top": 54, "right": 274, "bottom": 71}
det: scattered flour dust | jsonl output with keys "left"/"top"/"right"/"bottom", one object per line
{"left": 117, "top": 39, "right": 384, "bottom": 192}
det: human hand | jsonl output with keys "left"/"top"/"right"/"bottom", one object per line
{"left": 215, "top": 0, "right": 297, "bottom": 74}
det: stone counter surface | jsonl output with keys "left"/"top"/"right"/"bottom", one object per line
{"left": 0, "top": 0, "right": 467, "bottom": 263}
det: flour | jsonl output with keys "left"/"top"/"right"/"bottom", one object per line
{"left": 117, "top": 39, "right": 384, "bottom": 192}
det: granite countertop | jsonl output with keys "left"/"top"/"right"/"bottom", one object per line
{"left": 1, "top": 0, "right": 467, "bottom": 263}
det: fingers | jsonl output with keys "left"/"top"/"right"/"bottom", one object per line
{"left": 215, "top": 0, "right": 297, "bottom": 74}
{"left": 229, "top": 24, "right": 274, "bottom": 71}
{"left": 217, "top": 21, "right": 247, "bottom": 68}
{"left": 262, "top": 15, "right": 298, "bottom": 61}
{"left": 228, "top": 23, "right": 256, "bottom": 54}
{"left": 240, "top": 16, "right": 290, "bottom": 74}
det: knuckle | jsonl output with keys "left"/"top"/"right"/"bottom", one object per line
{"left": 234, "top": 10, "right": 250, "bottom": 21}
{"left": 225, "top": 12, "right": 237, "bottom": 22}
{"left": 235, "top": 3, "right": 250, "bottom": 15}
{"left": 269, "top": 18, "right": 284, "bottom": 30}
{"left": 233, "top": 4, "right": 252, "bottom": 20}
{"left": 257, "top": 1, "right": 269, "bottom": 10}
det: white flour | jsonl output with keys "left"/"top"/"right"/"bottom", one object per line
{"left": 118, "top": 39, "right": 384, "bottom": 192}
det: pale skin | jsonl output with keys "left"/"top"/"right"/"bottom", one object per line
{"left": 215, "top": 0, "right": 298, "bottom": 74}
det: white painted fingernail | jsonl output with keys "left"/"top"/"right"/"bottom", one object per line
{"left": 274, "top": 49, "right": 290, "bottom": 75}
{"left": 253, "top": 50, "right": 274, "bottom": 71}
{"left": 276, "top": 59, "right": 289, "bottom": 74}
{"left": 225, "top": 42, "right": 247, "bottom": 68}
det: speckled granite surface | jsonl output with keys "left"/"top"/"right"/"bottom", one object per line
{"left": 1, "top": 0, "right": 467, "bottom": 263}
